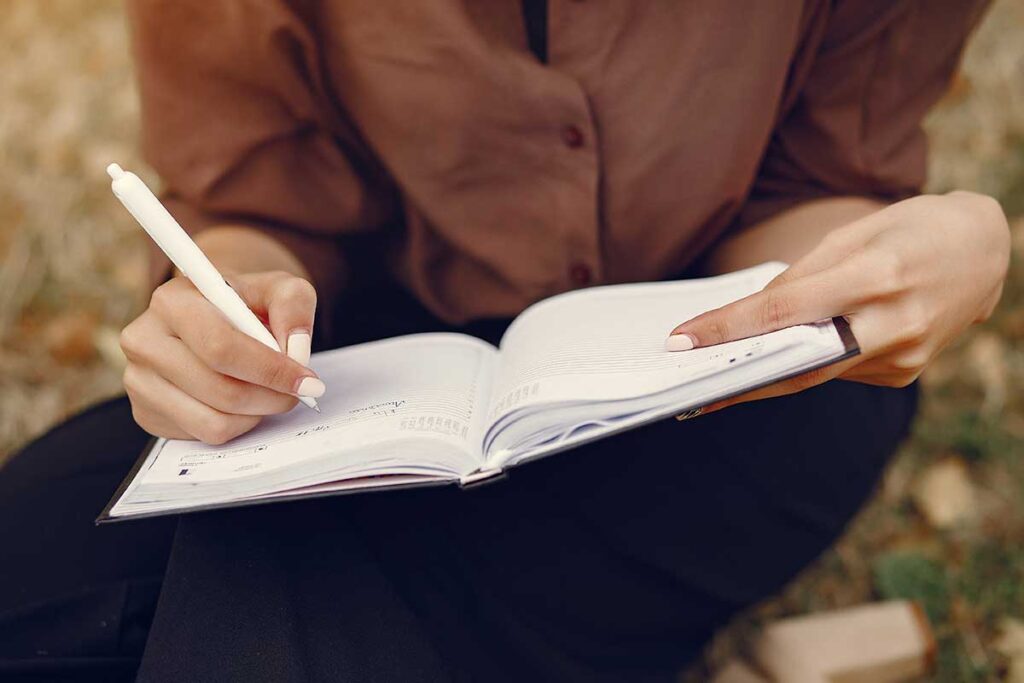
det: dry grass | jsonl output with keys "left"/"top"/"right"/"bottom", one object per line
{"left": 0, "top": 2, "right": 1022, "bottom": 681}
{"left": 0, "top": 1, "right": 148, "bottom": 453}
{"left": 685, "top": 3, "right": 1024, "bottom": 680}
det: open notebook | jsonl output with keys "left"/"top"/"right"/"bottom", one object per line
{"left": 100, "top": 262, "right": 858, "bottom": 522}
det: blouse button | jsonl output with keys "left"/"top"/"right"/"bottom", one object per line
{"left": 561, "top": 125, "right": 585, "bottom": 149}
{"left": 569, "top": 262, "right": 593, "bottom": 287}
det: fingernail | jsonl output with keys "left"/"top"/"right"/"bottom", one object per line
{"left": 287, "top": 331, "right": 312, "bottom": 366}
{"left": 665, "top": 333, "right": 696, "bottom": 352}
{"left": 296, "top": 376, "right": 326, "bottom": 398}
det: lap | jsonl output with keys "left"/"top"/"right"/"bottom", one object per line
{"left": 0, "top": 380, "right": 916, "bottom": 682}
{"left": 367, "top": 380, "right": 915, "bottom": 679}
{"left": 139, "top": 379, "right": 916, "bottom": 682}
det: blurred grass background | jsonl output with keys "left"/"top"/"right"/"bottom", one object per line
{"left": 0, "top": 2, "right": 1021, "bottom": 681}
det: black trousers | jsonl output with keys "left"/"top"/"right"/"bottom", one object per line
{"left": 0, "top": 285, "right": 918, "bottom": 682}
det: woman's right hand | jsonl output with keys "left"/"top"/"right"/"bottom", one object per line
{"left": 120, "top": 271, "right": 325, "bottom": 445}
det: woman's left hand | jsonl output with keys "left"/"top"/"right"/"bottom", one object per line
{"left": 666, "top": 191, "right": 1011, "bottom": 412}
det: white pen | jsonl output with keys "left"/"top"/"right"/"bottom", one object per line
{"left": 107, "top": 163, "right": 321, "bottom": 412}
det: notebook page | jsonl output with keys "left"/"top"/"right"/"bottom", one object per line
{"left": 135, "top": 333, "right": 497, "bottom": 489}
{"left": 486, "top": 263, "right": 843, "bottom": 427}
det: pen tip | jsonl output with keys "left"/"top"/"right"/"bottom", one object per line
{"left": 106, "top": 163, "right": 125, "bottom": 180}
{"left": 313, "top": 404, "right": 321, "bottom": 413}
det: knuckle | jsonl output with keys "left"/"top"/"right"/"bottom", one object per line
{"left": 896, "top": 303, "right": 931, "bottom": 345}
{"left": 759, "top": 292, "right": 792, "bottom": 330}
{"left": 149, "top": 281, "right": 180, "bottom": 313}
{"left": 262, "top": 270, "right": 292, "bottom": 282}
{"left": 199, "top": 332, "right": 234, "bottom": 370}
{"left": 279, "top": 277, "right": 317, "bottom": 304}
{"left": 119, "top": 322, "right": 143, "bottom": 357}
{"left": 196, "top": 414, "right": 238, "bottom": 446}
{"left": 873, "top": 249, "right": 907, "bottom": 296}
{"left": 260, "top": 358, "right": 295, "bottom": 391}
{"left": 241, "top": 271, "right": 287, "bottom": 296}
{"left": 702, "top": 316, "right": 730, "bottom": 345}
{"left": 215, "top": 378, "right": 250, "bottom": 412}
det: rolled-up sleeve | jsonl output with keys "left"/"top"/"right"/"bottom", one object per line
{"left": 737, "top": 0, "right": 991, "bottom": 228}
{"left": 126, "top": 0, "right": 383, "bottom": 303}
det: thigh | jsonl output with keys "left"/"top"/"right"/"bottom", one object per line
{"left": 355, "top": 381, "right": 917, "bottom": 681}
{"left": 137, "top": 380, "right": 915, "bottom": 683}
{"left": 550, "top": 379, "right": 921, "bottom": 607}
{"left": 0, "top": 397, "right": 177, "bottom": 680}
{"left": 137, "top": 497, "right": 462, "bottom": 683}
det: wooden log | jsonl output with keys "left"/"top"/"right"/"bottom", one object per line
{"left": 751, "top": 600, "right": 935, "bottom": 683}
{"left": 710, "top": 660, "right": 771, "bottom": 683}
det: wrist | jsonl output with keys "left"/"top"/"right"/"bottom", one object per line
{"left": 944, "top": 191, "right": 1011, "bottom": 315}
{"left": 192, "top": 226, "right": 311, "bottom": 280}
{"left": 945, "top": 190, "right": 1009, "bottom": 237}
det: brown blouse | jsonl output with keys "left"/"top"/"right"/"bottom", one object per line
{"left": 127, "top": 0, "right": 988, "bottom": 324}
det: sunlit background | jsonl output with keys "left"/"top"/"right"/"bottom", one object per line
{"left": 0, "top": 2, "right": 1022, "bottom": 680}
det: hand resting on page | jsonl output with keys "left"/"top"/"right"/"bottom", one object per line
{"left": 666, "top": 192, "right": 1010, "bottom": 412}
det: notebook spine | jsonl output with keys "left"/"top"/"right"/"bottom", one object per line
{"left": 458, "top": 468, "right": 505, "bottom": 488}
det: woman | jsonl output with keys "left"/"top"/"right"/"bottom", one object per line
{"left": 1, "top": 1, "right": 1009, "bottom": 681}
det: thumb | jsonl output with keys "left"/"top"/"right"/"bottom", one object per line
{"left": 231, "top": 272, "right": 318, "bottom": 366}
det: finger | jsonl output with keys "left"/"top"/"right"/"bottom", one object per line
{"left": 130, "top": 333, "right": 299, "bottom": 415}
{"left": 701, "top": 355, "right": 861, "bottom": 413}
{"left": 125, "top": 383, "right": 193, "bottom": 441}
{"left": 121, "top": 310, "right": 298, "bottom": 415}
{"left": 232, "top": 273, "right": 317, "bottom": 365}
{"left": 696, "top": 309, "right": 873, "bottom": 412}
{"left": 124, "top": 365, "right": 262, "bottom": 444}
{"left": 667, "top": 252, "right": 875, "bottom": 349}
{"left": 271, "top": 279, "right": 316, "bottom": 366}
{"left": 151, "top": 280, "right": 324, "bottom": 398}
{"left": 838, "top": 342, "right": 929, "bottom": 387}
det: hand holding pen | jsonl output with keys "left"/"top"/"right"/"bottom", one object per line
{"left": 109, "top": 164, "right": 326, "bottom": 445}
